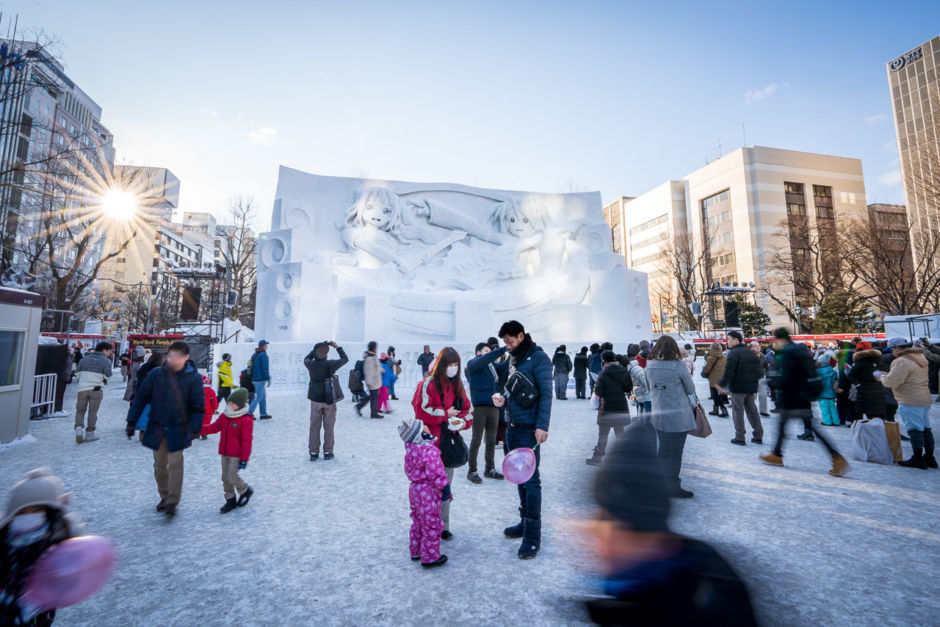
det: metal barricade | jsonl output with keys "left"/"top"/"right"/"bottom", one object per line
{"left": 31, "top": 373, "right": 57, "bottom": 417}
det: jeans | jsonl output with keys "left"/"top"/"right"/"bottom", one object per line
{"left": 575, "top": 377, "right": 586, "bottom": 399}
{"left": 772, "top": 408, "right": 838, "bottom": 458}
{"left": 730, "top": 393, "right": 763, "bottom": 441}
{"left": 656, "top": 430, "right": 688, "bottom": 490}
{"left": 356, "top": 389, "right": 379, "bottom": 416}
{"left": 554, "top": 372, "right": 569, "bottom": 399}
{"left": 507, "top": 426, "right": 541, "bottom": 523}
{"left": 248, "top": 380, "right": 268, "bottom": 416}
{"left": 469, "top": 405, "right": 500, "bottom": 473}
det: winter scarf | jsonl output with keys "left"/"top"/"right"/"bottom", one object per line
{"left": 509, "top": 334, "right": 535, "bottom": 367}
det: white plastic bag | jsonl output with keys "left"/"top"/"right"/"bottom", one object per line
{"left": 850, "top": 418, "right": 894, "bottom": 465}
{"left": 590, "top": 394, "right": 600, "bottom": 410}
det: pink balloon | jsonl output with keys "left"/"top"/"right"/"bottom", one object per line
{"left": 22, "top": 535, "right": 117, "bottom": 611}
{"left": 502, "top": 447, "right": 537, "bottom": 484}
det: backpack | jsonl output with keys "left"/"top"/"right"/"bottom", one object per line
{"left": 354, "top": 359, "right": 365, "bottom": 382}
{"left": 347, "top": 368, "right": 363, "bottom": 392}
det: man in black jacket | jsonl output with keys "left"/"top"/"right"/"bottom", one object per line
{"left": 573, "top": 347, "right": 590, "bottom": 399}
{"left": 304, "top": 341, "right": 348, "bottom": 461}
{"left": 761, "top": 329, "right": 849, "bottom": 476}
{"left": 126, "top": 341, "right": 205, "bottom": 518}
{"left": 718, "top": 330, "right": 764, "bottom": 446}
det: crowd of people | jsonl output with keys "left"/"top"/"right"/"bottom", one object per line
{"left": 5, "top": 322, "right": 937, "bottom": 625}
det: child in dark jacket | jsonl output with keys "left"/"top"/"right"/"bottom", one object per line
{"left": 399, "top": 417, "right": 450, "bottom": 568}
{"left": 201, "top": 375, "right": 219, "bottom": 440}
{"left": 201, "top": 387, "right": 254, "bottom": 513}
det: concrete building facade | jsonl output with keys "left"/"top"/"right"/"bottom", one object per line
{"left": 605, "top": 146, "right": 869, "bottom": 330}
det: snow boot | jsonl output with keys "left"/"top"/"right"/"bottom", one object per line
{"left": 718, "top": 406, "right": 729, "bottom": 418}
{"left": 585, "top": 452, "right": 604, "bottom": 466}
{"left": 323, "top": 452, "right": 334, "bottom": 460}
{"left": 164, "top": 504, "right": 177, "bottom": 519}
{"left": 518, "top": 518, "right": 541, "bottom": 559}
{"left": 797, "top": 431, "right": 815, "bottom": 441}
{"left": 899, "top": 448, "right": 928, "bottom": 469}
{"left": 924, "top": 429, "right": 936, "bottom": 468}
{"left": 220, "top": 497, "right": 238, "bottom": 514}
{"left": 260, "top": 415, "right": 272, "bottom": 420}
{"left": 441, "top": 530, "right": 453, "bottom": 541}
{"left": 237, "top": 485, "right": 254, "bottom": 507}
{"left": 155, "top": 499, "right": 166, "bottom": 512}
{"left": 467, "top": 471, "right": 483, "bottom": 484}
{"left": 483, "top": 469, "right": 504, "bottom": 480}
{"left": 83, "top": 430, "right": 99, "bottom": 442}
{"left": 75, "top": 426, "right": 84, "bottom": 443}
{"left": 829, "top": 453, "right": 850, "bottom": 477}
{"left": 708, "top": 404, "right": 720, "bottom": 416}
{"left": 926, "top": 454, "right": 938, "bottom": 469}
{"left": 671, "top": 485, "right": 694, "bottom": 499}
{"left": 421, "top": 555, "right": 448, "bottom": 569}
{"left": 504, "top": 508, "right": 525, "bottom": 539}
{"left": 310, "top": 453, "right": 319, "bottom": 461}
{"left": 760, "top": 452, "right": 784, "bottom": 467}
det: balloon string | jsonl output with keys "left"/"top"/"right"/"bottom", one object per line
{"left": 533, "top": 443, "right": 540, "bottom": 450}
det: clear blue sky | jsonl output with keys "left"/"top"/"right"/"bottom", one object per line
{"left": 8, "top": 0, "right": 937, "bottom": 228}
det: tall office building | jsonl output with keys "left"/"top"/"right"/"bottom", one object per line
{"left": 886, "top": 35, "right": 940, "bottom": 264}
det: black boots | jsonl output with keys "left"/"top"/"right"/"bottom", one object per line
{"left": 504, "top": 508, "right": 525, "bottom": 538}
{"left": 899, "top": 448, "right": 928, "bottom": 469}
{"left": 421, "top": 555, "right": 448, "bottom": 568}
{"left": 708, "top": 404, "right": 720, "bottom": 416}
{"left": 718, "top": 406, "right": 729, "bottom": 418}
{"left": 220, "top": 497, "right": 238, "bottom": 514}
{"left": 585, "top": 452, "right": 604, "bottom": 466}
{"left": 518, "top": 518, "right": 541, "bottom": 559}
{"left": 237, "top": 486, "right": 254, "bottom": 507}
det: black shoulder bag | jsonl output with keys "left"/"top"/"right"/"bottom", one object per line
{"left": 439, "top": 396, "right": 469, "bottom": 468}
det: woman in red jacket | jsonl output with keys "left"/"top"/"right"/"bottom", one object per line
{"left": 412, "top": 347, "right": 471, "bottom": 541}
{"left": 202, "top": 387, "right": 254, "bottom": 514}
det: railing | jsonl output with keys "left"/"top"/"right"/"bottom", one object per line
{"left": 31, "top": 373, "right": 57, "bottom": 416}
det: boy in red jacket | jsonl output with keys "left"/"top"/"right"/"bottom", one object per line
{"left": 201, "top": 374, "right": 219, "bottom": 440}
{"left": 201, "top": 387, "right": 254, "bottom": 513}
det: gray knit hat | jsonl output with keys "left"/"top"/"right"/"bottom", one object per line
{"left": 1, "top": 467, "right": 69, "bottom": 529}
{"left": 398, "top": 418, "right": 423, "bottom": 444}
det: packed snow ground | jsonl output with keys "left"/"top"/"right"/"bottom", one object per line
{"left": 2, "top": 375, "right": 939, "bottom": 626}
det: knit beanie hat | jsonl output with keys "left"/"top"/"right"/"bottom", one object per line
{"left": 593, "top": 426, "right": 671, "bottom": 533}
{"left": 1, "top": 467, "right": 68, "bottom": 528}
{"left": 228, "top": 387, "right": 249, "bottom": 409}
{"left": 398, "top": 418, "right": 423, "bottom": 444}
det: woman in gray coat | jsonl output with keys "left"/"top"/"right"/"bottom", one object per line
{"left": 645, "top": 335, "right": 698, "bottom": 499}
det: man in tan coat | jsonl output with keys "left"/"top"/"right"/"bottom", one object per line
{"left": 355, "top": 341, "right": 384, "bottom": 419}
{"left": 701, "top": 342, "right": 728, "bottom": 417}
{"left": 881, "top": 337, "right": 935, "bottom": 469}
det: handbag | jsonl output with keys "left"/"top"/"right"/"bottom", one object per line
{"left": 506, "top": 370, "right": 539, "bottom": 409}
{"left": 848, "top": 384, "right": 858, "bottom": 402}
{"left": 689, "top": 403, "right": 712, "bottom": 438}
{"left": 324, "top": 375, "right": 344, "bottom": 403}
{"left": 439, "top": 427, "right": 469, "bottom": 468}
{"left": 883, "top": 420, "right": 903, "bottom": 462}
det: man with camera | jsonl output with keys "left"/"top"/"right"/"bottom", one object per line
{"left": 304, "top": 341, "right": 349, "bottom": 461}
{"left": 74, "top": 341, "right": 114, "bottom": 443}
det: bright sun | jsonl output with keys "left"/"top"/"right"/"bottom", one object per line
{"left": 101, "top": 189, "right": 137, "bottom": 220}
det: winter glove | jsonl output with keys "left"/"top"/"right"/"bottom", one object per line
{"left": 238, "top": 461, "right": 248, "bottom": 470}
{"left": 125, "top": 423, "right": 135, "bottom": 438}
{"left": 441, "top": 484, "right": 452, "bottom": 502}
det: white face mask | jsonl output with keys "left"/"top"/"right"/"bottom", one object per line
{"left": 446, "top": 365, "right": 459, "bottom": 378}
{"left": 9, "top": 512, "right": 47, "bottom": 534}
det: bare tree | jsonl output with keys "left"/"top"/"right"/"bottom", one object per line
{"left": 656, "top": 228, "right": 713, "bottom": 330}
{"left": 763, "top": 213, "right": 863, "bottom": 332}
{"left": 217, "top": 196, "right": 258, "bottom": 328}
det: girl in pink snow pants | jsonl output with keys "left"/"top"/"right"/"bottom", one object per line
{"left": 399, "top": 417, "right": 451, "bottom": 568}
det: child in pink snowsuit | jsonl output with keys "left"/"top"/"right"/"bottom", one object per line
{"left": 399, "top": 417, "right": 451, "bottom": 568}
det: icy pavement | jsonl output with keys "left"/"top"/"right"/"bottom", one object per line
{"left": 1, "top": 377, "right": 938, "bottom": 627}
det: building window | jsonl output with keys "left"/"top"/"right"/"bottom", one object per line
{"left": 0, "top": 330, "right": 26, "bottom": 388}
{"left": 784, "top": 182, "right": 804, "bottom": 195}
{"left": 630, "top": 230, "right": 667, "bottom": 251}
{"left": 816, "top": 206, "right": 834, "bottom": 219}
{"left": 787, "top": 203, "right": 806, "bottom": 216}
{"left": 631, "top": 251, "right": 666, "bottom": 267}
{"left": 712, "top": 252, "right": 736, "bottom": 267}
{"left": 629, "top": 214, "right": 668, "bottom": 236}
